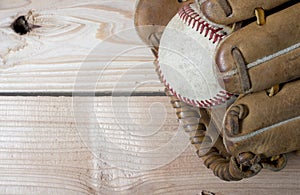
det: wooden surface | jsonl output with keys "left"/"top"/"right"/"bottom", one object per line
{"left": 0, "top": 1, "right": 299, "bottom": 195}
{"left": 0, "top": 96, "right": 299, "bottom": 195}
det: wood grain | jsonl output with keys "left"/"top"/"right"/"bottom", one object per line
{"left": 0, "top": 0, "right": 162, "bottom": 93}
{"left": 1, "top": 1, "right": 299, "bottom": 194}
{"left": 0, "top": 96, "right": 298, "bottom": 195}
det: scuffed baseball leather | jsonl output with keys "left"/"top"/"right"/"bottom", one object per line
{"left": 223, "top": 79, "right": 300, "bottom": 158}
{"left": 200, "top": 0, "right": 291, "bottom": 25}
{"left": 214, "top": 2, "right": 300, "bottom": 94}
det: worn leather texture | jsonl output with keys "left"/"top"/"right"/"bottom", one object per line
{"left": 223, "top": 79, "right": 300, "bottom": 158}
{"left": 134, "top": 0, "right": 193, "bottom": 48}
{"left": 214, "top": 3, "right": 300, "bottom": 94}
{"left": 200, "top": 0, "right": 291, "bottom": 25}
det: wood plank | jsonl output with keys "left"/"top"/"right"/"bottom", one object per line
{"left": 0, "top": 96, "right": 298, "bottom": 194}
{"left": 0, "top": 0, "right": 162, "bottom": 93}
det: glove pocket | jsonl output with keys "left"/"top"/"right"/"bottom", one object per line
{"left": 223, "top": 79, "right": 300, "bottom": 158}
{"left": 214, "top": 3, "right": 300, "bottom": 94}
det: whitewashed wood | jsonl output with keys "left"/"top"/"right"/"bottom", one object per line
{"left": 1, "top": 0, "right": 299, "bottom": 194}
{"left": 0, "top": 96, "right": 298, "bottom": 194}
{"left": 0, "top": 0, "right": 162, "bottom": 93}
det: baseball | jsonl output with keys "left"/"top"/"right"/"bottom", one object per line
{"left": 158, "top": 2, "right": 233, "bottom": 108}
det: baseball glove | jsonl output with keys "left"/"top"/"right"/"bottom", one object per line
{"left": 134, "top": 0, "right": 300, "bottom": 181}
{"left": 200, "top": 0, "right": 300, "bottom": 179}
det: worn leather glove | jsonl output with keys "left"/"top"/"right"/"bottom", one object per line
{"left": 198, "top": 0, "right": 300, "bottom": 179}
{"left": 135, "top": 0, "right": 300, "bottom": 181}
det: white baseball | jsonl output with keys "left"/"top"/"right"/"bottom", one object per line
{"left": 158, "top": 3, "right": 232, "bottom": 107}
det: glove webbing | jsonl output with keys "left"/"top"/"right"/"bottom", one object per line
{"left": 167, "top": 90, "right": 251, "bottom": 181}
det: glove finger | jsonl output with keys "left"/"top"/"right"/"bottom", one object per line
{"left": 214, "top": 3, "right": 300, "bottom": 94}
{"left": 223, "top": 79, "right": 300, "bottom": 158}
{"left": 199, "top": 0, "right": 291, "bottom": 25}
{"left": 134, "top": 0, "right": 192, "bottom": 49}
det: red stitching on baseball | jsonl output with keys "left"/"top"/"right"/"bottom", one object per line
{"left": 180, "top": 4, "right": 226, "bottom": 44}
{"left": 158, "top": 4, "right": 232, "bottom": 108}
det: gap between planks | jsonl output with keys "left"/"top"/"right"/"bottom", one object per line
{"left": 0, "top": 91, "right": 166, "bottom": 97}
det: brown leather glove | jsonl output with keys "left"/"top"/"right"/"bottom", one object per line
{"left": 200, "top": 0, "right": 299, "bottom": 180}
{"left": 199, "top": 0, "right": 300, "bottom": 180}
{"left": 134, "top": 0, "right": 300, "bottom": 181}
